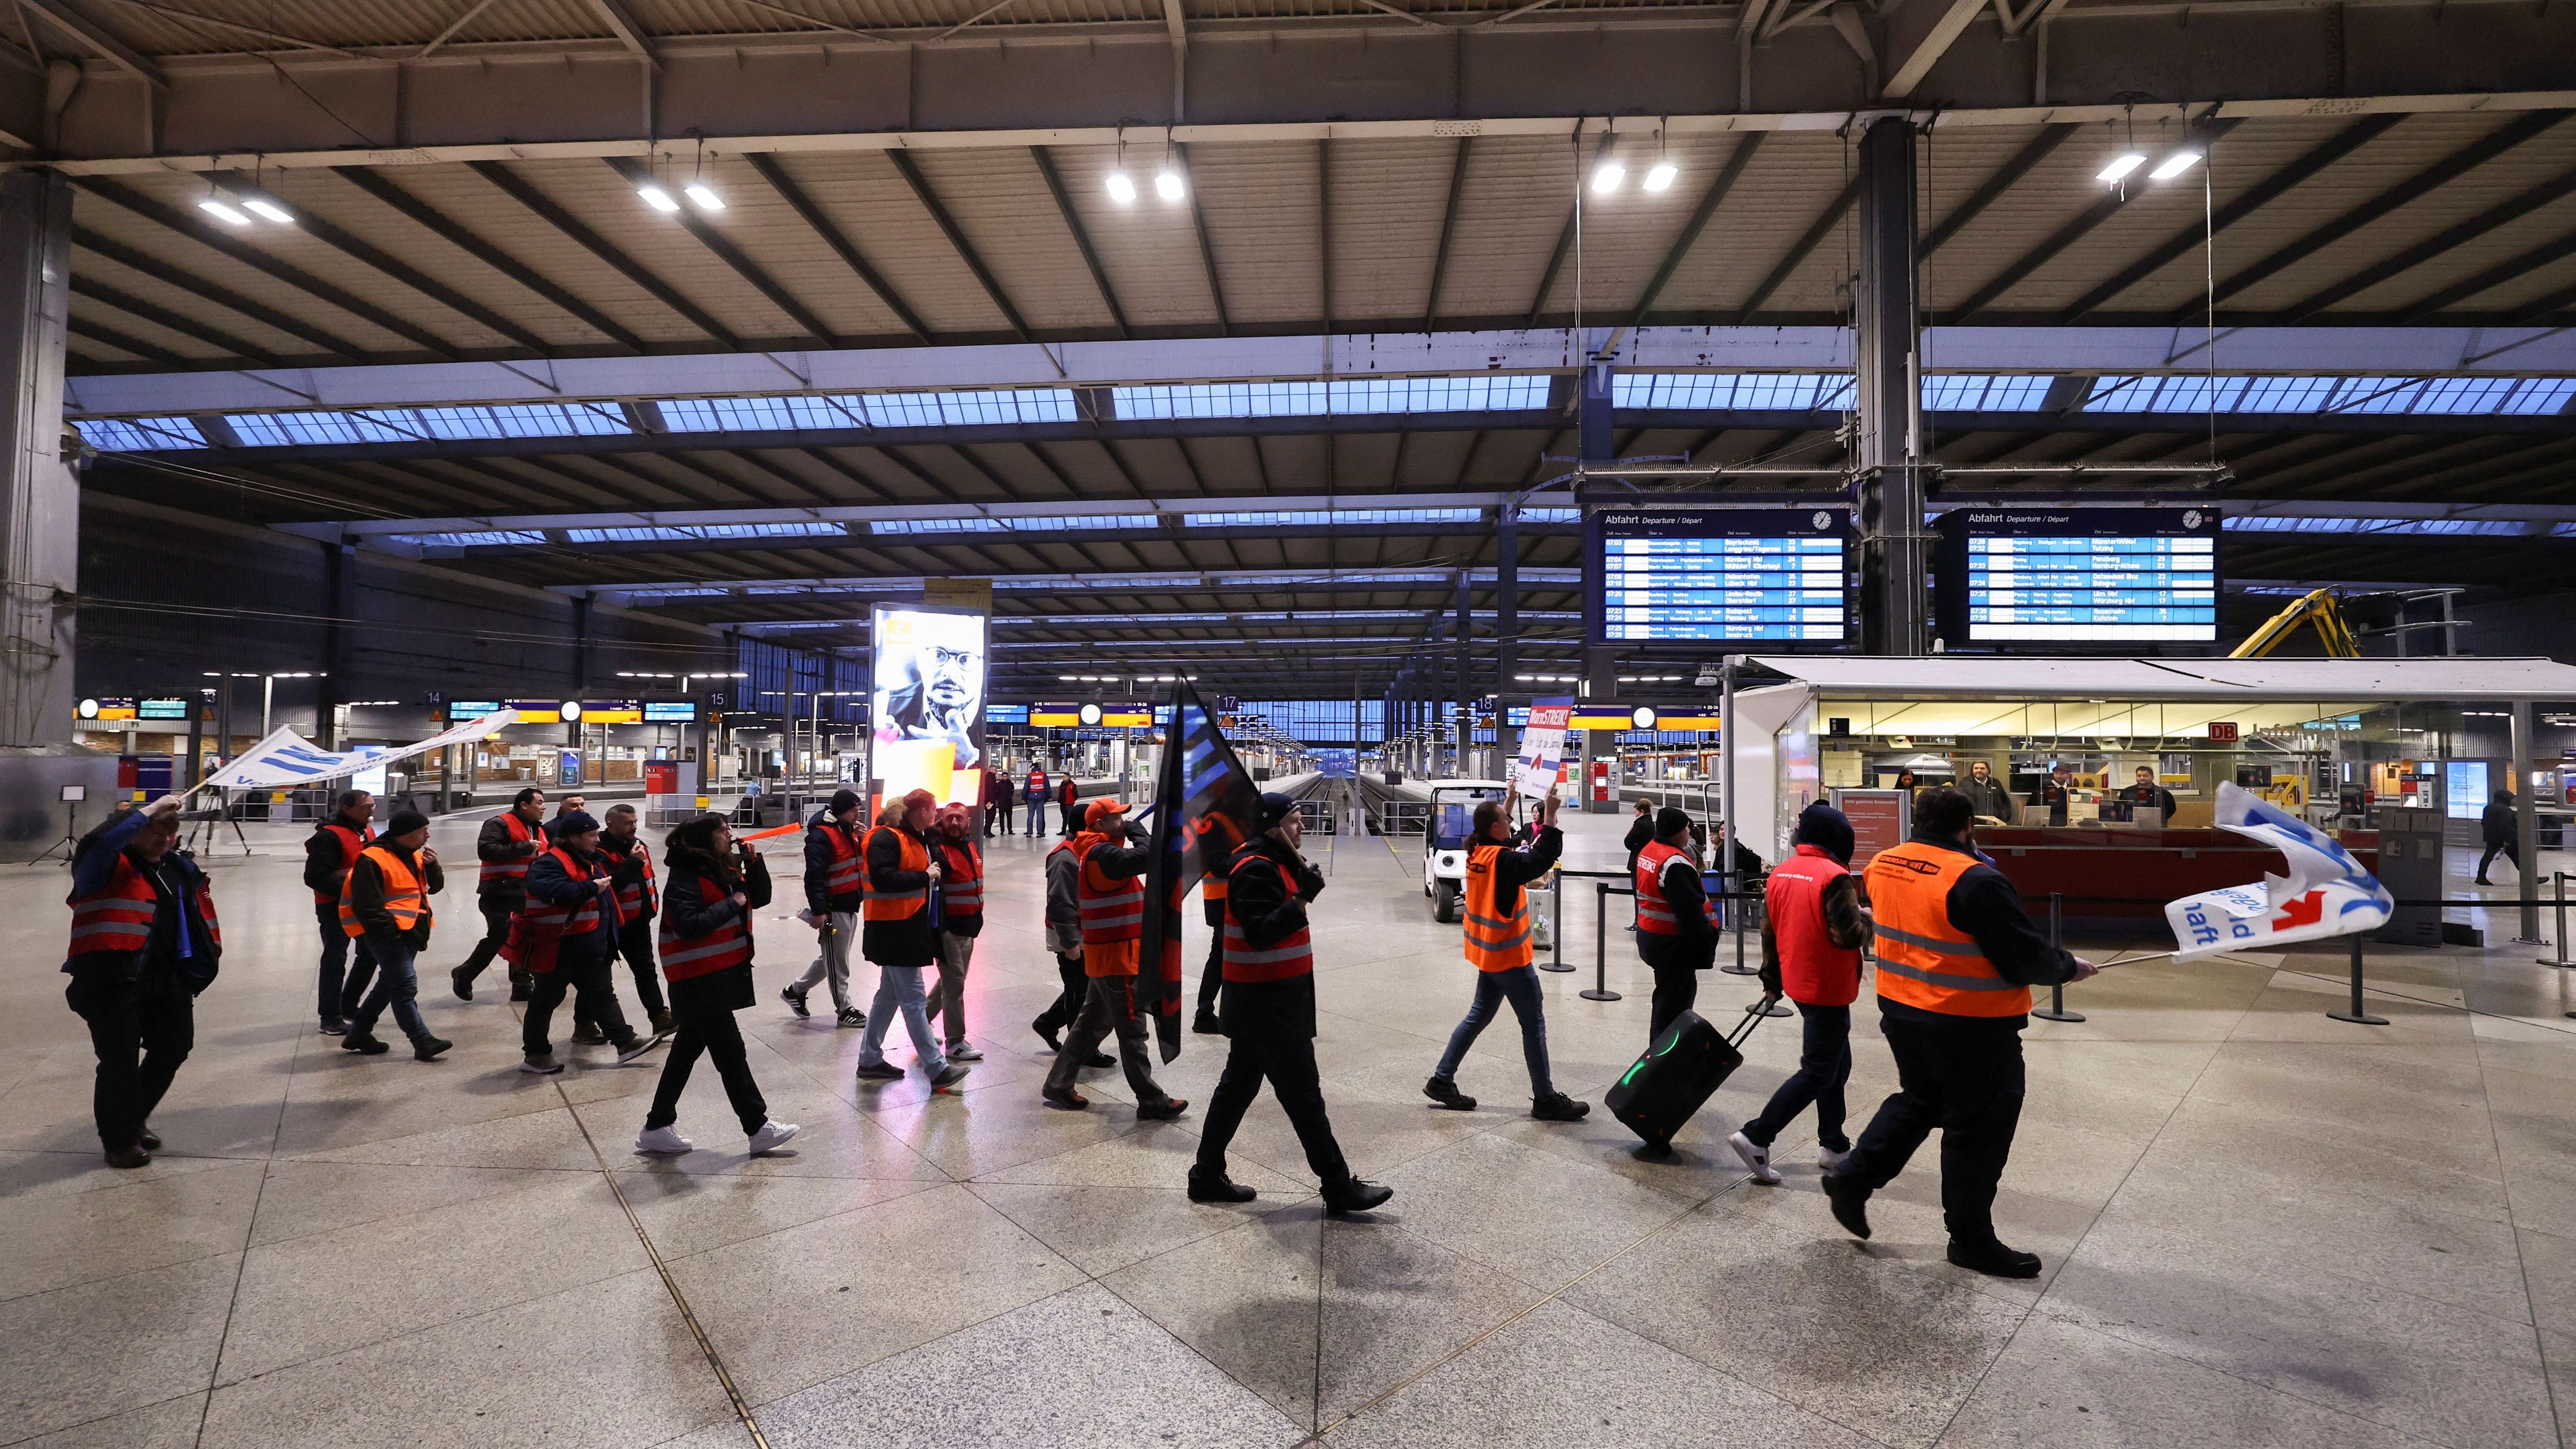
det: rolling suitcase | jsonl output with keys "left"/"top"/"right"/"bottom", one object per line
{"left": 1605, "top": 1007, "right": 1764, "bottom": 1149}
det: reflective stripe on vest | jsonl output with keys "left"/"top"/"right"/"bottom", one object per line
{"left": 820, "top": 821, "right": 865, "bottom": 898}
{"left": 1075, "top": 837, "right": 1143, "bottom": 944}
{"left": 314, "top": 822, "right": 374, "bottom": 905}
{"left": 1462, "top": 843, "right": 1535, "bottom": 970}
{"left": 519, "top": 846, "right": 605, "bottom": 937}
{"left": 1860, "top": 839, "right": 2031, "bottom": 1018}
{"left": 860, "top": 826, "right": 929, "bottom": 919}
{"left": 936, "top": 840, "right": 983, "bottom": 916}
{"left": 1631, "top": 839, "right": 1711, "bottom": 935}
{"left": 68, "top": 859, "right": 158, "bottom": 956}
{"left": 479, "top": 811, "right": 537, "bottom": 887}
{"left": 604, "top": 838, "right": 658, "bottom": 918}
{"left": 338, "top": 845, "right": 429, "bottom": 939}
{"left": 657, "top": 876, "right": 753, "bottom": 981}
{"left": 1220, "top": 857, "right": 1312, "bottom": 982}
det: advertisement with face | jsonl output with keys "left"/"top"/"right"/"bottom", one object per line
{"left": 872, "top": 605, "right": 987, "bottom": 806}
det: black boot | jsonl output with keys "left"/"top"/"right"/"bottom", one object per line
{"left": 1188, "top": 1171, "right": 1258, "bottom": 1203}
{"left": 1423, "top": 1074, "right": 1477, "bottom": 1112}
{"left": 1947, "top": 1237, "right": 2042, "bottom": 1278}
{"left": 1821, "top": 1171, "right": 1873, "bottom": 1240}
{"left": 1322, "top": 1178, "right": 1394, "bottom": 1215}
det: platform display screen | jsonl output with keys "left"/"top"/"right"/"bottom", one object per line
{"left": 1587, "top": 505, "right": 1851, "bottom": 643}
{"left": 641, "top": 701, "right": 698, "bottom": 723}
{"left": 1936, "top": 506, "right": 2220, "bottom": 644}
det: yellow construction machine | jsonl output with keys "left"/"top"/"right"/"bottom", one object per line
{"left": 2230, "top": 587, "right": 2362, "bottom": 659}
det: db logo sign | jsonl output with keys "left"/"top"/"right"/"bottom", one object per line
{"left": 2209, "top": 722, "right": 2241, "bottom": 743}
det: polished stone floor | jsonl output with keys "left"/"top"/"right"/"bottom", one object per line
{"left": 2, "top": 805, "right": 2572, "bottom": 1448}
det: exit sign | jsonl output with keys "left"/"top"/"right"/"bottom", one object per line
{"left": 2208, "top": 721, "right": 2241, "bottom": 743}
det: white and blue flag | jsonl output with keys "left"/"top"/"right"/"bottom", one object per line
{"left": 2164, "top": 782, "right": 2393, "bottom": 962}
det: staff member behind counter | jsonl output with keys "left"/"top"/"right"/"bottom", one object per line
{"left": 2114, "top": 765, "right": 2178, "bottom": 821}
{"left": 2035, "top": 762, "right": 2080, "bottom": 825}
{"left": 1957, "top": 762, "right": 2017, "bottom": 824}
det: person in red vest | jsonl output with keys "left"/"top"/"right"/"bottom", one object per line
{"left": 636, "top": 813, "right": 799, "bottom": 1157}
{"left": 1023, "top": 764, "right": 1048, "bottom": 838}
{"left": 1632, "top": 806, "right": 1721, "bottom": 1039}
{"left": 784, "top": 789, "right": 867, "bottom": 1027}
{"left": 852, "top": 789, "right": 971, "bottom": 1089}
{"left": 515, "top": 810, "right": 660, "bottom": 1073}
{"left": 335, "top": 809, "right": 451, "bottom": 1062}
{"left": 1729, "top": 803, "right": 1869, "bottom": 1185}
{"left": 1189, "top": 791, "right": 1388, "bottom": 1212}
{"left": 1057, "top": 775, "right": 1080, "bottom": 838}
{"left": 302, "top": 787, "right": 378, "bottom": 1036}
{"left": 451, "top": 787, "right": 545, "bottom": 1003}
{"left": 598, "top": 803, "right": 673, "bottom": 1037}
{"left": 1039, "top": 798, "right": 1186, "bottom": 1118}
{"left": 923, "top": 803, "right": 987, "bottom": 1062}
{"left": 64, "top": 795, "right": 218, "bottom": 1168}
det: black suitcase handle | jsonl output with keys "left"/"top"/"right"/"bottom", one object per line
{"left": 1724, "top": 1005, "right": 1767, "bottom": 1049}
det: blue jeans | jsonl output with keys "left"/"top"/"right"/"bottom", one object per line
{"left": 315, "top": 904, "right": 377, "bottom": 1023}
{"left": 856, "top": 964, "right": 947, "bottom": 1074}
{"left": 1435, "top": 965, "right": 1554, "bottom": 1097}
{"left": 1024, "top": 798, "right": 1045, "bottom": 836}
{"left": 349, "top": 940, "right": 429, "bottom": 1043}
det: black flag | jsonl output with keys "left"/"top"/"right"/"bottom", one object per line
{"left": 1137, "top": 678, "right": 1263, "bottom": 1063}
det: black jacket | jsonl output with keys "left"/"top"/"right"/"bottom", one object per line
{"left": 1877, "top": 830, "right": 2077, "bottom": 1026}
{"left": 302, "top": 812, "right": 373, "bottom": 898}
{"left": 861, "top": 822, "right": 939, "bottom": 967}
{"left": 476, "top": 810, "right": 545, "bottom": 901}
{"left": 805, "top": 810, "right": 865, "bottom": 914}
{"left": 1218, "top": 833, "right": 1327, "bottom": 1040}
{"left": 2483, "top": 799, "right": 2518, "bottom": 847}
{"left": 527, "top": 843, "right": 616, "bottom": 966}
{"left": 347, "top": 842, "right": 446, "bottom": 951}
{"left": 1481, "top": 825, "right": 1562, "bottom": 922}
{"left": 1622, "top": 813, "right": 1656, "bottom": 874}
{"left": 598, "top": 831, "right": 656, "bottom": 925}
{"left": 1637, "top": 842, "right": 1719, "bottom": 970}
{"left": 1958, "top": 776, "right": 2018, "bottom": 822}
{"left": 65, "top": 810, "right": 221, "bottom": 992}
{"left": 663, "top": 842, "right": 773, "bottom": 1011}
{"left": 2118, "top": 783, "right": 2179, "bottom": 819}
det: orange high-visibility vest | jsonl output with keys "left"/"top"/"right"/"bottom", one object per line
{"left": 1462, "top": 843, "right": 1535, "bottom": 971}
{"left": 314, "top": 821, "right": 374, "bottom": 905}
{"left": 817, "top": 819, "right": 865, "bottom": 901}
{"left": 338, "top": 845, "right": 431, "bottom": 940}
{"left": 511, "top": 845, "right": 609, "bottom": 974}
{"left": 1861, "top": 839, "right": 2031, "bottom": 1018}
{"left": 861, "top": 826, "right": 930, "bottom": 919}
{"left": 1631, "top": 839, "right": 1713, "bottom": 936}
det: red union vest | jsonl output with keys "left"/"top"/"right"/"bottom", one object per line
{"left": 601, "top": 834, "right": 658, "bottom": 920}
{"left": 1221, "top": 856, "right": 1312, "bottom": 983}
{"left": 657, "top": 872, "right": 753, "bottom": 982}
{"left": 1632, "top": 839, "right": 1714, "bottom": 936}
{"left": 1073, "top": 832, "right": 1143, "bottom": 976}
{"left": 817, "top": 819, "right": 865, "bottom": 903}
{"left": 68, "top": 855, "right": 220, "bottom": 962}
{"left": 1862, "top": 839, "right": 2030, "bottom": 1018}
{"left": 1766, "top": 844, "right": 1862, "bottom": 1007}
{"left": 314, "top": 821, "right": 374, "bottom": 905}
{"left": 511, "top": 845, "right": 611, "bottom": 974}
{"left": 479, "top": 810, "right": 539, "bottom": 890}
{"left": 935, "top": 838, "right": 982, "bottom": 920}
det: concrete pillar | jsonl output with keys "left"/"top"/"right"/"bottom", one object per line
{"left": 317, "top": 541, "right": 351, "bottom": 749}
{"left": 1576, "top": 356, "right": 1621, "bottom": 805}
{"left": 1496, "top": 503, "right": 1520, "bottom": 776}
{"left": 2514, "top": 700, "right": 2541, "bottom": 943}
{"left": 568, "top": 593, "right": 591, "bottom": 747}
{"left": 1853, "top": 116, "right": 1928, "bottom": 657}
{"left": 0, "top": 172, "right": 76, "bottom": 749}
{"left": 1452, "top": 571, "right": 1471, "bottom": 777}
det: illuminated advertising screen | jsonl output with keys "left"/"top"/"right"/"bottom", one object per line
{"left": 871, "top": 604, "right": 988, "bottom": 806}
{"left": 1587, "top": 505, "right": 1851, "bottom": 643}
{"left": 1935, "top": 506, "right": 2221, "bottom": 645}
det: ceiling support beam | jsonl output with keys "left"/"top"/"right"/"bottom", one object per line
{"left": 2192, "top": 110, "right": 2568, "bottom": 320}
{"left": 602, "top": 158, "right": 838, "bottom": 345}
{"left": 2397, "top": 226, "right": 2576, "bottom": 322}
{"left": 1883, "top": 0, "right": 1988, "bottom": 99}
{"left": 2284, "top": 165, "right": 2576, "bottom": 321}
{"left": 74, "top": 179, "right": 467, "bottom": 360}
{"left": 71, "top": 278, "right": 281, "bottom": 367}
{"left": 1952, "top": 118, "right": 2240, "bottom": 321}
{"left": 71, "top": 225, "right": 373, "bottom": 362}
{"left": 1922, "top": 123, "right": 2076, "bottom": 256}
{"left": 1524, "top": 130, "right": 1618, "bottom": 326}
{"left": 1173, "top": 141, "right": 1232, "bottom": 336}
{"left": 1422, "top": 137, "right": 1472, "bottom": 333}
{"left": 1028, "top": 147, "right": 1130, "bottom": 340}
{"left": 67, "top": 317, "right": 186, "bottom": 368}
{"left": 886, "top": 149, "right": 1035, "bottom": 342}
{"left": 1621, "top": 134, "right": 1766, "bottom": 336}
{"left": 467, "top": 161, "right": 741, "bottom": 348}
{"left": 330, "top": 166, "right": 651, "bottom": 352}
{"left": 260, "top": 195, "right": 560, "bottom": 354}
{"left": 20, "top": 0, "right": 164, "bottom": 89}
{"left": 583, "top": 0, "right": 659, "bottom": 64}
{"left": 744, "top": 152, "right": 936, "bottom": 344}
{"left": 1735, "top": 172, "right": 1858, "bottom": 321}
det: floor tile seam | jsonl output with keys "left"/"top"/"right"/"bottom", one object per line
{"left": 1554, "top": 1300, "right": 1926, "bottom": 1449}
{"left": 638, "top": 1173, "right": 976, "bottom": 1269}
{"left": 192, "top": 1157, "right": 271, "bottom": 1449}
{"left": 2073, "top": 1196, "right": 2539, "bottom": 1317}
{"left": 237, "top": 1167, "right": 571, "bottom": 1254}
{"left": 278, "top": 1090, "right": 608, "bottom": 1161}
{"left": 0, "top": 1384, "right": 209, "bottom": 1449}
{"left": 2267, "top": 967, "right": 2576, "bottom": 1038}
{"left": 2476, "top": 1033, "right": 2571, "bottom": 1449}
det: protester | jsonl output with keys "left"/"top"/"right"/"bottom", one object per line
{"left": 851, "top": 790, "right": 970, "bottom": 1088}
{"left": 598, "top": 803, "right": 673, "bottom": 1036}
{"left": 337, "top": 809, "right": 453, "bottom": 1062}
{"left": 1822, "top": 787, "right": 2100, "bottom": 1278}
{"left": 303, "top": 787, "right": 378, "bottom": 1035}
{"left": 2479, "top": 786, "right": 2520, "bottom": 885}
{"left": 516, "top": 811, "right": 660, "bottom": 1072}
{"left": 1040, "top": 798, "right": 1187, "bottom": 1119}
{"left": 1632, "top": 806, "right": 1720, "bottom": 1039}
{"left": 1424, "top": 788, "right": 1588, "bottom": 1122}
{"left": 63, "top": 797, "right": 216, "bottom": 1168}
{"left": 784, "top": 789, "right": 868, "bottom": 1027}
{"left": 1190, "top": 791, "right": 1390, "bottom": 1213}
{"left": 452, "top": 787, "right": 544, "bottom": 1001}
{"left": 922, "top": 803, "right": 986, "bottom": 1061}
{"left": 1031, "top": 825, "right": 1114, "bottom": 1068}
{"left": 1023, "top": 764, "right": 1048, "bottom": 839}
{"left": 637, "top": 813, "right": 799, "bottom": 1157}
{"left": 1730, "top": 803, "right": 1868, "bottom": 1184}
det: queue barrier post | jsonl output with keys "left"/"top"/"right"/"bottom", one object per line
{"left": 2540, "top": 873, "right": 2576, "bottom": 969}
{"left": 2326, "top": 933, "right": 2391, "bottom": 1026}
{"left": 1541, "top": 870, "right": 1573, "bottom": 973}
{"left": 1582, "top": 882, "right": 1624, "bottom": 1002}
{"left": 2031, "top": 891, "right": 2086, "bottom": 1023}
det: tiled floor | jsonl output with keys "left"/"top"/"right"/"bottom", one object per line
{"left": 1, "top": 805, "right": 2571, "bottom": 1448}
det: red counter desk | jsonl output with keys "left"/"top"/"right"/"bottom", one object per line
{"left": 1962, "top": 826, "right": 2383, "bottom": 931}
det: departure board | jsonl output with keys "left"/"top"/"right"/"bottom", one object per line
{"left": 1588, "top": 506, "right": 1851, "bottom": 643}
{"left": 1935, "top": 506, "right": 2221, "bottom": 645}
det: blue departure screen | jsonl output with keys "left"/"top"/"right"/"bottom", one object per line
{"left": 1589, "top": 506, "right": 1851, "bottom": 643}
{"left": 1937, "top": 507, "right": 2221, "bottom": 644}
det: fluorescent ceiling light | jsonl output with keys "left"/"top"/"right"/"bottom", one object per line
{"left": 241, "top": 197, "right": 294, "bottom": 224}
{"left": 1105, "top": 171, "right": 1138, "bottom": 203}
{"left": 684, "top": 184, "right": 724, "bottom": 212}
{"left": 198, "top": 198, "right": 252, "bottom": 225}
{"left": 1154, "top": 168, "right": 1185, "bottom": 201}
{"left": 1590, "top": 161, "right": 1625, "bottom": 194}
{"left": 2096, "top": 153, "right": 2147, "bottom": 183}
{"left": 2148, "top": 150, "right": 2203, "bottom": 180}
{"left": 637, "top": 184, "right": 682, "bottom": 213}
{"left": 1642, "top": 161, "right": 1677, "bottom": 192}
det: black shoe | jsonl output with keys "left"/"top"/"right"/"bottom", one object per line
{"left": 836, "top": 1008, "right": 867, "bottom": 1029}
{"left": 508, "top": 984, "right": 531, "bottom": 1002}
{"left": 1032, "top": 1017, "right": 1063, "bottom": 1052}
{"left": 137, "top": 1126, "right": 161, "bottom": 1151}
{"left": 1042, "top": 1087, "right": 1090, "bottom": 1110}
{"left": 855, "top": 1061, "right": 905, "bottom": 1081}
{"left": 1531, "top": 1092, "right": 1590, "bottom": 1122}
{"left": 413, "top": 1036, "right": 454, "bottom": 1062}
{"left": 104, "top": 1144, "right": 150, "bottom": 1169}
{"left": 929, "top": 1062, "right": 971, "bottom": 1092}
{"left": 1083, "top": 1050, "right": 1115, "bottom": 1069}
{"left": 782, "top": 986, "right": 810, "bottom": 1018}
{"left": 2475, "top": 877, "right": 2491, "bottom": 886}
{"left": 1821, "top": 1172, "right": 1873, "bottom": 1240}
{"left": 1192, "top": 1011, "right": 1223, "bottom": 1035}
{"left": 450, "top": 967, "right": 474, "bottom": 1001}
{"left": 1323, "top": 1179, "right": 1394, "bottom": 1215}
{"left": 1188, "top": 1172, "right": 1258, "bottom": 1203}
{"left": 318, "top": 1017, "right": 349, "bottom": 1036}
{"left": 614, "top": 1033, "right": 665, "bottom": 1065}
{"left": 1137, "top": 1097, "right": 1190, "bottom": 1121}
{"left": 571, "top": 1022, "right": 608, "bottom": 1046}
{"left": 1423, "top": 1075, "right": 1477, "bottom": 1112}
{"left": 341, "top": 1031, "right": 391, "bottom": 1055}
{"left": 1947, "top": 1237, "right": 2043, "bottom": 1278}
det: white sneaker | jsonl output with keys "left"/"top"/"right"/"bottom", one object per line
{"left": 1728, "top": 1130, "right": 1782, "bottom": 1185}
{"left": 748, "top": 1120, "right": 801, "bottom": 1155}
{"left": 947, "top": 1043, "right": 985, "bottom": 1062}
{"left": 1817, "top": 1144, "right": 1854, "bottom": 1173}
{"left": 636, "top": 1124, "right": 694, "bottom": 1154}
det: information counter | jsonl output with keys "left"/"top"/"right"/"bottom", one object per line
{"left": 1971, "top": 825, "right": 2381, "bottom": 929}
